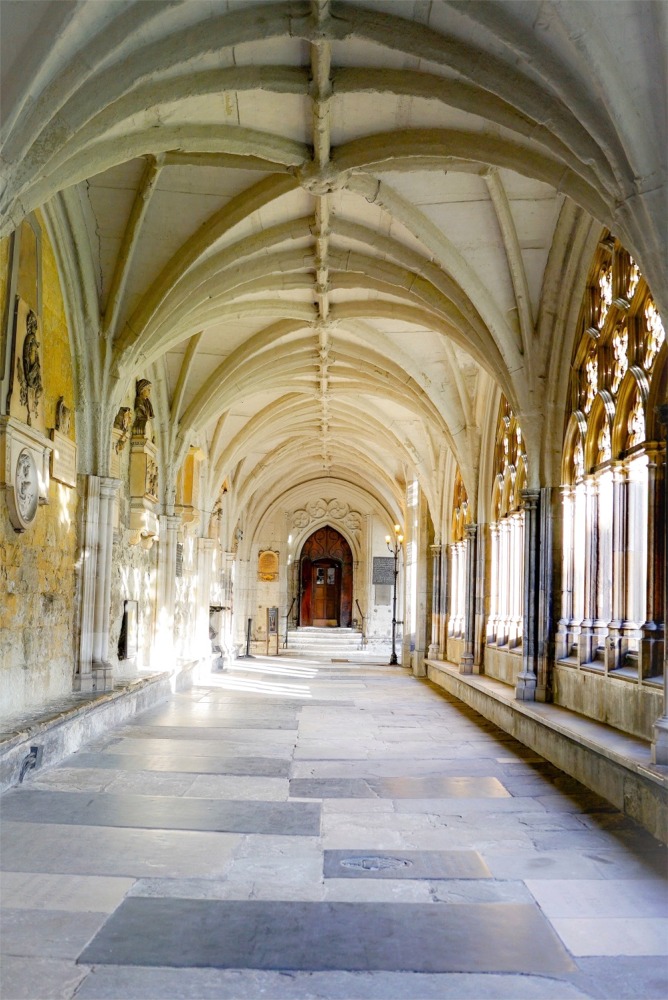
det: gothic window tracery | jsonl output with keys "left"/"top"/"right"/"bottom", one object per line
{"left": 558, "top": 233, "right": 666, "bottom": 679}
{"left": 448, "top": 469, "right": 470, "bottom": 639}
{"left": 487, "top": 398, "right": 527, "bottom": 650}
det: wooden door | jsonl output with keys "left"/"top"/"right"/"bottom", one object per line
{"left": 311, "top": 560, "right": 340, "bottom": 626}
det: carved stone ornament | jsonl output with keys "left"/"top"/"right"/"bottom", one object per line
{"left": 13, "top": 448, "right": 39, "bottom": 528}
{"left": 16, "top": 309, "right": 42, "bottom": 426}
{"left": 1, "top": 416, "right": 52, "bottom": 533}
{"left": 146, "top": 457, "right": 159, "bottom": 499}
{"left": 113, "top": 406, "right": 132, "bottom": 453}
{"left": 291, "top": 498, "right": 363, "bottom": 537}
{"left": 128, "top": 435, "right": 159, "bottom": 547}
{"left": 55, "top": 398, "right": 71, "bottom": 435}
{"left": 133, "top": 378, "right": 155, "bottom": 436}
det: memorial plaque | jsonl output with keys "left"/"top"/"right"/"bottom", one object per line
{"left": 258, "top": 550, "right": 279, "bottom": 581}
{"left": 373, "top": 556, "right": 394, "bottom": 585}
{"left": 50, "top": 429, "right": 77, "bottom": 487}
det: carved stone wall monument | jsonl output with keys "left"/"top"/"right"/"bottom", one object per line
{"left": 258, "top": 550, "right": 279, "bottom": 581}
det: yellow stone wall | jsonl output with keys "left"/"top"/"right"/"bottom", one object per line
{"left": 0, "top": 216, "right": 79, "bottom": 719}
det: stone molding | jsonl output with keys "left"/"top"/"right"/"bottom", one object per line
{"left": 291, "top": 498, "right": 362, "bottom": 538}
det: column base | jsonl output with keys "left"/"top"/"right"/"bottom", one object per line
{"left": 73, "top": 672, "right": 95, "bottom": 694}
{"left": 74, "top": 663, "right": 113, "bottom": 693}
{"left": 459, "top": 653, "right": 473, "bottom": 675}
{"left": 652, "top": 717, "right": 668, "bottom": 765}
{"left": 515, "top": 671, "right": 537, "bottom": 701}
{"left": 413, "top": 654, "right": 427, "bottom": 677}
{"left": 427, "top": 643, "right": 439, "bottom": 660}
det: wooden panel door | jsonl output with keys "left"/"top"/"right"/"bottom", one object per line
{"left": 312, "top": 560, "right": 340, "bottom": 626}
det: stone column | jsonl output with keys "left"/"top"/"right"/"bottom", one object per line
{"left": 606, "top": 462, "right": 628, "bottom": 669}
{"left": 88, "top": 476, "right": 121, "bottom": 689}
{"left": 487, "top": 522, "right": 500, "bottom": 645}
{"left": 473, "top": 519, "right": 486, "bottom": 671}
{"left": 516, "top": 488, "right": 540, "bottom": 701}
{"left": 642, "top": 445, "right": 664, "bottom": 677}
{"left": 413, "top": 512, "right": 429, "bottom": 676}
{"left": 498, "top": 519, "right": 510, "bottom": 646}
{"left": 459, "top": 522, "right": 477, "bottom": 674}
{"left": 153, "top": 513, "right": 181, "bottom": 672}
{"left": 428, "top": 543, "right": 441, "bottom": 659}
{"left": 75, "top": 475, "right": 100, "bottom": 692}
{"left": 439, "top": 541, "right": 449, "bottom": 656}
{"left": 196, "top": 537, "right": 215, "bottom": 667}
{"left": 555, "top": 485, "right": 574, "bottom": 660}
{"left": 537, "top": 486, "right": 560, "bottom": 702}
{"left": 579, "top": 476, "right": 598, "bottom": 664}
{"left": 652, "top": 405, "right": 668, "bottom": 763}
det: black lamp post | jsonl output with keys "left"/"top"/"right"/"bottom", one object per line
{"left": 386, "top": 523, "right": 403, "bottom": 665}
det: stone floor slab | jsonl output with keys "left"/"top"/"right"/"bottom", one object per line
{"left": 0, "top": 957, "right": 90, "bottom": 1000}
{"left": 67, "top": 751, "right": 291, "bottom": 776}
{"left": 526, "top": 878, "right": 668, "bottom": 917}
{"left": 1, "top": 789, "right": 320, "bottom": 835}
{"left": 324, "top": 850, "right": 490, "bottom": 880}
{"left": 72, "top": 967, "right": 592, "bottom": 1000}
{"left": 290, "top": 775, "right": 510, "bottom": 799}
{"left": 0, "top": 872, "right": 134, "bottom": 912}
{"left": 120, "top": 725, "right": 298, "bottom": 742}
{"left": 128, "top": 877, "right": 325, "bottom": 902}
{"left": 103, "top": 737, "right": 296, "bottom": 758}
{"left": 184, "top": 774, "right": 290, "bottom": 800}
{"left": 484, "top": 849, "right": 609, "bottom": 880}
{"left": 551, "top": 917, "right": 668, "bottom": 956}
{"left": 569, "top": 956, "right": 668, "bottom": 999}
{"left": 323, "top": 879, "right": 433, "bottom": 903}
{"left": 2, "top": 660, "right": 665, "bottom": 1000}
{"left": 0, "top": 908, "right": 108, "bottom": 959}
{"left": 134, "top": 714, "right": 299, "bottom": 730}
{"left": 588, "top": 849, "right": 668, "bottom": 880}
{"left": 0, "top": 821, "right": 241, "bottom": 878}
{"left": 26, "top": 767, "right": 117, "bottom": 793}
{"left": 79, "top": 898, "right": 576, "bottom": 974}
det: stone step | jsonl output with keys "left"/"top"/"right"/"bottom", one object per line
{"left": 286, "top": 638, "right": 360, "bottom": 643}
{"left": 284, "top": 626, "right": 367, "bottom": 658}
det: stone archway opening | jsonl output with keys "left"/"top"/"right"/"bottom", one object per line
{"left": 299, "top": 525, "right": 353, "bottom": 628}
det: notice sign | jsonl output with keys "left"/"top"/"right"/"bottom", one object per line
{"left": 266, "top": 606, "right": 279, "bottom": 655}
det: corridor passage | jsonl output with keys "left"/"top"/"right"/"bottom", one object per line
{"left": 1, "top": 658, "right": 667, "bottom": 1000}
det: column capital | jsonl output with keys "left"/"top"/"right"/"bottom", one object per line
{"left": 160, "top": 513, "right": 182, "bottom": 531}
{"left": 464, "top": 522, "right": 477, "bottom": 540}
{"left": 99, "top": 476, "right": 121, "bottom": 498}
{"left": 520, "top": 487, "right": 540, "bottom": 510}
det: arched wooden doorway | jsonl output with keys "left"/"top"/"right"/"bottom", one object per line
{"left": 299, "top": 525, "right": 353, "bottom": 627}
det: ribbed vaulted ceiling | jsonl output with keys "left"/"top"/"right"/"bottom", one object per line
{"left": 1, "top": 0, "right": 664, "bottom": 524}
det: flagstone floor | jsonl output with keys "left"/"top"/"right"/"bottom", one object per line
{"left": 1, "top": 656, "right": 667, "bottom": 1000}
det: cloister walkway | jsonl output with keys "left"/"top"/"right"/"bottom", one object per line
{"left": 1, "top": 656, "right": 667, "bottom": 1000}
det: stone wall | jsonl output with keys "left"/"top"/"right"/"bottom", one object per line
{"left": 553, "top": 664, "right": 663, "bottom": 742}
{"left": 483, "top": 645, "right": 523, "bottom": 686}
{"left": 173, "top": 529, "right": 198, "bottom": 664}
{"left": 0, "top": 219, "right": 79, "bottom": 719}
{"left": 109, "top": 530, "right": 157, "bottom": 674}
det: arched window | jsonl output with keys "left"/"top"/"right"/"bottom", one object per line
{"left": 558, "top": 234, "right": 665, "bottom": 679}
{"left": 487, "top": 398, "right": 527, "bottom": 649}
{"left": 448, "top": 469, "right": 470, "bottom": 638}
